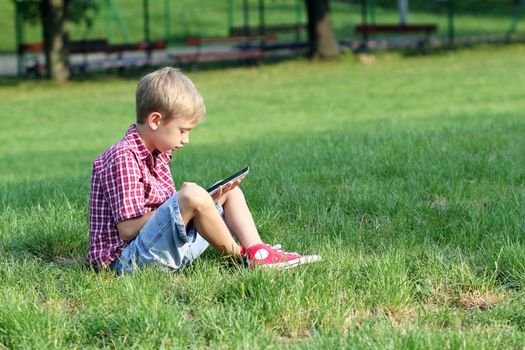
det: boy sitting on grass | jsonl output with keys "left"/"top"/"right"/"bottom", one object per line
{"left": 86, "top": 67, "right": 321, "bottom": 273}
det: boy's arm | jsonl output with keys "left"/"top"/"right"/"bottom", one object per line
{"left": 116, "top": 210, "right": 156, "bottom": 241}
{"left": 100, "top": 152, "right": 149, "bottom": 241}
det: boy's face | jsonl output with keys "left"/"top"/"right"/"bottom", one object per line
{"left": 152, "top": 115, "right": 197, "bottom": 153}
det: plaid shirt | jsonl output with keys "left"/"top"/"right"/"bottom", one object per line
{"left": 87, "top": 124, "right": 176, "bottom": 269}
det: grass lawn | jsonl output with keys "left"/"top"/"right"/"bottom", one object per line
{"left": 1, "top": 44, "right": 525, "bottom": 348}
{"left": 0, "top": 0, "right": 523, "bottom": 53}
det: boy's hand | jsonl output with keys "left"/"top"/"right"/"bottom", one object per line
{"left": 181, "top": 176, "right": 245, "bottom": 202}
{"left": 209, "top": 176, "right": 245, "bottom": 202}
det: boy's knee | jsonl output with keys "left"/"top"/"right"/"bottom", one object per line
{"left": 179, "top": 184, "right": 214, "bottom": 212}
{"left": 228, "top": 186, "right": 244, "bottom": 199}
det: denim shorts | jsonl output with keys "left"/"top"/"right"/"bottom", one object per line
{"left": 111, "top": 193, "right": 223, "bottom": 273}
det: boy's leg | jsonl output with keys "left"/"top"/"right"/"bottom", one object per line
{"left": 113, "top": 183, "right": 320, "bottom": 272}
{"left": 113, "top": 191, "right": 218, "bottom": 273}
{"left": 218, "top": 186, "right": 263, "bottom": 248}
{"left": 217, "top": 187, "right": 322, "bottom": 269}
{"left": 178, "top": 183, "right": 241, "bottom": 256}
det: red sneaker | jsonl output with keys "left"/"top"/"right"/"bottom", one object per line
{"left": 241, "top": 243, "right": 322, "bottom": 269}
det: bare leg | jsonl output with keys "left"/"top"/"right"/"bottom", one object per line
{"left": 178, "top": 184, "right": 241, "bottom": 256}
{"left": 219, "top": 187, "right": 263, "bottom": 248}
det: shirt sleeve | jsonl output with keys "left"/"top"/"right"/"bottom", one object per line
{"left": 100, "top": 152, "right": 145, "bottom": 224}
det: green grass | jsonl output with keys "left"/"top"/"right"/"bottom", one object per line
{"left": 1, "top": 44, "right": 525, "bottom": 348}
{"left": 0, "top": 0, "right": 523, "bottom": 53}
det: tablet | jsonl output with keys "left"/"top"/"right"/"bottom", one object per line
{"left": 207, "top": 167, "right": 249, "bottom": 196}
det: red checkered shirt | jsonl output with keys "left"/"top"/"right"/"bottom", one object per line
{"left": 87, "top": 124, "right": 176, "bottom": 269}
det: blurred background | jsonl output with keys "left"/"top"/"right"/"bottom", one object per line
{"left": 2, "top": 0, "right": 525, "bottom": 79}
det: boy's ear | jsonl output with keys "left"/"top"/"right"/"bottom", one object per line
{"left": 147, "top": 112, "right": 162, "bottom": 130}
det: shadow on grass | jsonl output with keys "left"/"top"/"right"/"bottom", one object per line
{"left": 399, "top": 41, "right": 525, "bottom": 58}
{"left": 0, "top": 76, "right": 33, "bottom": 87}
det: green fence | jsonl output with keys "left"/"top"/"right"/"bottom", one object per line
{"left": 1, "top": 0, "right": 524, "bottom": 53}
{"left": 332, "top": 0, "right": 525, "bottom": 43}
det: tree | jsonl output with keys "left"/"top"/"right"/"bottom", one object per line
{"left": 16, "top": 0, "right": 97, "bottom": 81}
{"left": 303, "top": 0, "right": 340, "bottom": 59}
{"left": 41, "top": 0, "right": 69, "bottom": 81}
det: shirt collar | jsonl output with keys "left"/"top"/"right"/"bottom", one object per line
{"left": 124, "top": 124, "right": 173, "bottom": 163}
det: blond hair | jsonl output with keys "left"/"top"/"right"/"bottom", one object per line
{"left": 135, "top": 67, "right": 206, "bottom": 123}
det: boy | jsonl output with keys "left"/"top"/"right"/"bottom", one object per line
{"left": 86, "top": 67, "right": 321, "bottom": 273}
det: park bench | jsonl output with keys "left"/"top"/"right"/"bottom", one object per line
{"left": 19, "top": 39, "right": 167, "bottom": 74}
{"left": 230, "top": 24, "right": 306, "bottom": 51}
{"left": 355, "top": 24, "right": 438, "bottom": 47}
{"left": 356, "top": 24, "right": 437, "bottom": 36}
{"left": 77, "top": 40, "right": 167, "bottom": 72}
{"left": 106, "top": 40, "right": 166, "bottom": 55}
{"left": 171, "top": 34, "right": 277, "bottom": 65}
{"left": 19, "top": 39, "right": 166, "bottom": 55}
{"left": 19, "top": 39, "right": 109, "bottom": 75}
{"left": 19, "top": 39, "right": 110, "bottom": 56}
{"left": 229, "top": 24, "right": 307, "bottom": 52}
{"left": 229, "top": 23, "right": 306, "bottom": 37}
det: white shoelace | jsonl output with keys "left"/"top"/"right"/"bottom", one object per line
{"left": 266, "top": 244, "right": 299, "bottom": 256}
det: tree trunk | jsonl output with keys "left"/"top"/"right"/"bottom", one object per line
{"left": 41, "top": 0, "right": 70, "bottom": 81}
{"left": 398, "top": 0, "right": 409, "bottom": 25}
{"left": 304, "top": 0, "right": 340, "bottom": 59}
